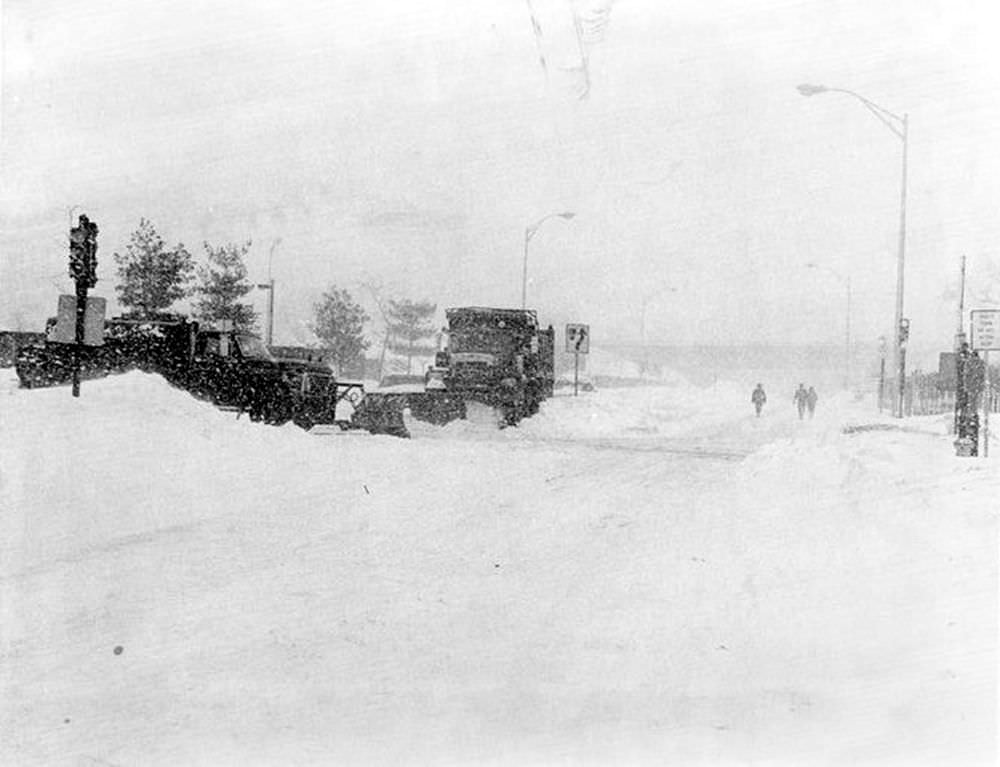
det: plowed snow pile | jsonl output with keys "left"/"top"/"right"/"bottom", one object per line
{"left": 1, "top": 370, "right": 996, "bottom": 766}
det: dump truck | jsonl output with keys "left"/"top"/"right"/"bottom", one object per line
{"left": 13, "top": 315, "right": 378, "bottom": 432}
{"left": 398, "top": 306, "right": 554, "bottom": 427}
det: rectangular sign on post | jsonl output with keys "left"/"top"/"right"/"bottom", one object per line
{"left": 565, "top": 323, "right": 590, "bottom": 354}
{"left": 49, "top": 295, "right": 106, "bottom": 346}
{"left": 565, "top": 323, "right": 590, "bottom": 397}
{"left": 971, "top": 310, "right": 1000, "bottom": 351}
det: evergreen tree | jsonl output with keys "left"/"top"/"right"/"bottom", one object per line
{"left": 311, "top": 287, "right": 370, "bottom": 373}
{"left": 113, "top": 219, "right": 194, "bottom": 316}
{"left": 192, "top": 241, "right": 259, "bottom": 332}
{"left": 386, "top": 298, "right": 438, "bottom": 374}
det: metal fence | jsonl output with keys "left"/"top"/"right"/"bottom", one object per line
{"left": 896, "top": 372, "right": 1000, "bottom": 416}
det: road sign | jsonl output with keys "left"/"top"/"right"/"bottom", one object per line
{"left": 49, "top": 295, "right": 106, "bottom": 346}
{"left": 565, "top": 323, "right": 590, "bottom": 354}
{"left": 971, "top": 310, "right": 1000, "bottom": 351}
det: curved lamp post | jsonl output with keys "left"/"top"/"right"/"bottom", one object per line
{"left": 639, "top": 285, "right": 677, "bottom": 379}
{"left": 797, "top": 83, "right": 908, "bottom": 417}
{"left": 522, "top": 211, "right": 575, "bottom": 309}
{"left": 806, "top": 262, "right": 852, "bottom": 390}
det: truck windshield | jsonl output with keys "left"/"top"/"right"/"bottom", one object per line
{"left": 449, "top": 328, "right": 523, "bottom": 354}
{"left": 235, "top": 334, "right": 274, "bottom": 361}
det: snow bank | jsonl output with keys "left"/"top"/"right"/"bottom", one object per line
{"left": 1, "top": 368, "right": 996, "bottom": 766}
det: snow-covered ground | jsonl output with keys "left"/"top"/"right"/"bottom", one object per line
{"left": 1, "top": 370, "right": 996, "bottom": 766}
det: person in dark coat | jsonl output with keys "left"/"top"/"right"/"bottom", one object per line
{"left": 806, "top": 386, "right": 818, "bottom": 418}
{"left": 793, "top": 383, "right": 809, "bottom": 420}
{"left": 751, "top": 383, "right": 767, "bottom": 417}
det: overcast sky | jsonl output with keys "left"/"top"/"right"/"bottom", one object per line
{"left": 2, "top": 0, "right": 999, "bottom": 365}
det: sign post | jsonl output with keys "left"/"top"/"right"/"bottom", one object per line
{"left": 970, "top": 309, "right": 1000, "bottom": 457}
{"left": 985, "top": 354, "right": 991, "bottom": 458}
{"left": 565, "top": 323, "right": 590, "bottom": 397}
{"left": 50, "top": 295, "right": 106, "bottom": 346}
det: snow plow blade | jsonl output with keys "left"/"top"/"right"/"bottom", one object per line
{"left": 403, "top": 391, "right": 468, "bottom": 426}
{"left": 349, "top": 393, "right": 411, "bottom": 438}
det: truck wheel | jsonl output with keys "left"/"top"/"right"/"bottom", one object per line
{"left": 501, "top": 402, "right": 522, "bottom": 427}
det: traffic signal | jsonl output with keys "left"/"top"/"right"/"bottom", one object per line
{"left": 84, "top": 218, "right": 98, "bottom": 288}
{"left": 898, "top": 318, "right": 910, "bottom": 345}
{"left": 68, "top": 215, "right": 98, "bottom": 287}
{"left": 69, "top": 218, "right": 87, "bottom": 281}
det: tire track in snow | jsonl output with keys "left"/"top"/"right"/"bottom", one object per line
{"left": 515, "top": 436, "right": 751, "bottom": 461}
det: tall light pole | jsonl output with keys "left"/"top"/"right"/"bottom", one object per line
{"left": 797, "top": 83, "right": 908, "bottom": 417}
{"left": 639, "top": 285, "right": 677, "bottom": 379}
{"left": 256, "top": 238, "right": 281, "bottom": 347}
{"left": 522, "top": 211, "right": 575, "bottom": 309}
{"left": 806, "top": 262, "right": 852, "bottom": 390}
{"left": 66, "top": 204, "right": 82, "bottom": 228}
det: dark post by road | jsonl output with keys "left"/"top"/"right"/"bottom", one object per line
{"left": 574, "top": 350, "right": 579, "bottom": 397}
{"left": 898, "top": 318, "right": 909, "bottom": 416}
{"left": 982, "top": 351, "right": 990, "bottom": 458}
{"left": 894, "top": 113, "right": 909, "bottom": 419}
{"left": 877, "top": 336, "right": 886, "bottom": 412}
{"left": 69, "top": 214, "right": 98, "bottom": 397}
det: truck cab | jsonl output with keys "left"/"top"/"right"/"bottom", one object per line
{"left": 439, "top": 307, "right": 554, "bottom": 424}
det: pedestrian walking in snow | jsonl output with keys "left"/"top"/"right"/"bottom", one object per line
{"left": 806, "top": 386, "right": 818, "bottom": 418}
{"left": 793, "top": 383, "right": 809, "bottom": 420}
{"left": 751, "top": 383, "right": 767, "bottom": 417}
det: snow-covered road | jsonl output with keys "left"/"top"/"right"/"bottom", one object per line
{"left": 1, "top": 371, "right": 996, "bottom": 766}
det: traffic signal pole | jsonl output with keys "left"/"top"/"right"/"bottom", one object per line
{"left": 69, "top": 215, "right": 98, "bottom": 397}
{"left": 71, "top": 273, "right": 88, "bottom": 397}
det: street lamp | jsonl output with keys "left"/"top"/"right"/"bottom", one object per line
{"left": 639, "top": 285, "right": 677, "bottom": 379}
{"left": 66, "top": 204, "right": 82, "bottom": 228}
{"left": 805, "top": 262, "right": 852, "bottom": 390}
{"left": 256, "top": 238, "right": 281, "bottom": 346}
{"left": 522, "top": 211, "right": 575, "bottom": 309}
{"left": 797, "top": 83, "right": 908, "bottom": 417}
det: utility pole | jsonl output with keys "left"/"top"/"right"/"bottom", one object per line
{"left": 956, "top": 255, "right": 967, "bottom": 348}
{"left": 877, "top": 336, "right": 887, "bottom": 412}
{"left": 265, "top": 278, "right": 275, "bottom": 346}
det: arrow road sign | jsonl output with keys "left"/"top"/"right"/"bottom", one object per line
{"left": 566, "top": 323, "right": 590, "bottom": 354}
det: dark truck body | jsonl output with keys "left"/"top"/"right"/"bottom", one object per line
{"left": 14, "top": 316, "right": 370, "bottom": 431}
{"left": 405, "top": 307, "right": 555, "bottom": 426}
{"left": 0, "top": 331, "right": 46, "bottom": 368}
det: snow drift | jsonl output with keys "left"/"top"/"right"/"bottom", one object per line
{"left": 1, "top": 369, "right": 995, "bottom": 766}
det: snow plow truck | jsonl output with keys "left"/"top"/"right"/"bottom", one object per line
{"left": 12, "top": 314, "right": 409, "bottom": 435}
{"left": 13, "top": 306, "right": 554, "bottom": 434}
{"left": 392, "top": 306, "right": 555, "bottom": 427}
